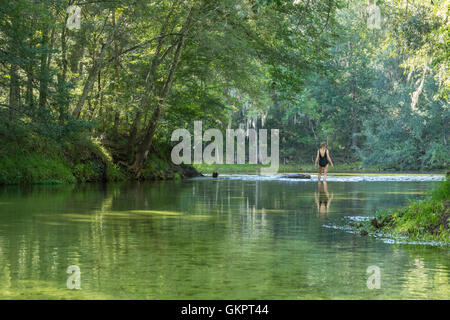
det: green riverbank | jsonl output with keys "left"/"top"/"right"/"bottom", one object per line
{"left": 352, "top": 176, "right": 450, "bottom": 243}
{"left": 194, "top": 163, "right": 447, "bottom": 175}
{"left": 0, "top": 137, "right": 198, "bottom": 185}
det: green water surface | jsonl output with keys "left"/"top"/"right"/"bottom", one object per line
{"left": 0, "top": 177, "right": 448, "bottom": 299}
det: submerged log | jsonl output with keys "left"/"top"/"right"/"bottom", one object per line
{"left": 283, "top": 174, "right": 311, "bottom": 179}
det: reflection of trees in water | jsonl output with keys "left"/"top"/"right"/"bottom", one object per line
{"left": 398, "top": 252, "right": 450, "bottom": 299}
{"left": 178, "top": 179, "right": 322, "bottom": 240}
{"left": 0, "top": 184, "right": 115, "bottom": 297}
{"left": 0, "top": 180, "right": 447, "bottom": 298}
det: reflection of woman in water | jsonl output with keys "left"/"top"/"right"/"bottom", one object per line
{"left": 314, "top": 142, "right": 334, "bottom": 182}
{"left": 315, "top": 181, "right": 333, "bottom": 215}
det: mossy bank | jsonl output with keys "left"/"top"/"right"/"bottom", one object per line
{"left": 0, "top": 136, "right": 200, "bottom": 185}
{"left": 353, "top": 177, "right": 450, "bottom": 243}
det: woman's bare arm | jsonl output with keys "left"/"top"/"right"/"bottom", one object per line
{"left": 327, "top": 192, "right": 334, "bottom": 207}
{"left": 314, "top": 150, "right": 319, "bottom": 167}
{"left": 327, "top": 150, "right": 334, "bottom": 167}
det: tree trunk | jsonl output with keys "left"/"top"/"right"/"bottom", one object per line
{"left": 126, "top": 1, "right": 181, "bottom": 164}
{"left": 38, "top": 24, "right": 49, "bottom": 110}
{"left": 352, "top": 118, "right": 358, "bottom": 149}
{"left": 411, "top": 64, "right": 429, "bottom": 111}
{"left": 112, "top": 10, "right": 120, "bottom": 140}
{"left": 72, "top": 10, "right": 128, "bottom": 119}
{"left": 26, "top": 64, "right": 33, "bottom": 109}
{"left": 130, "top": 6, "right": 194, "bottom": 176}
{"left": 112, "top": 110, "right": 120, "bottom": 139}
{"left": 58, "top": 12, "right": 69, "bottom": 122}
{"left": 351, "top": 106, "right": 359, "bottom": 156}
{"left": 9, "top": 63, "right": 20, "bottom": 119}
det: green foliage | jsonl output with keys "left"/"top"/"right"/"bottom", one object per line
{"left": 141, "top": 152, "right": 172, "bottom": 180}
{"left": 0, "top": 0, "right": 447, "bottom": 181}
{"left": 431, "top": 175, "right": 450, "bottom": 201}
{"left": 370, "top": 199, "right": 448, "bottom": 242}
{"left": 0, "top": 153, "right": 75, "bottom": 185}
{"left": 356, "top": 178, "right": 450, "bottom": 243}
{"left": 72, "top": 162, "right": 103, "bottom": 183}
{"left": 173, "top": 172, "right": 181, "bottom": 180}
{"left": 106, "top": 164, "right": 125, "bottom": 182}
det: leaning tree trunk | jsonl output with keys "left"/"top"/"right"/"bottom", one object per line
{"left": 126, "top": 1, "right": 175, "bottom": 159}
{"left": 130, "top": 6, "right": 194, "bottom": 177}
{"left": 72, "top": 10, "right": 128, "bottom": 119}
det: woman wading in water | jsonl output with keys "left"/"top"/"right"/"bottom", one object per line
{"left": 314, "top": 142, "right": 334, "bottom": 182}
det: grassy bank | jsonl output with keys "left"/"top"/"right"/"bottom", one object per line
{"left": 0, "top": 138, "right": 122, "bottom": 185}
{"left": 0, "top": 147, "right": 197, "bottom": 185}
{"left": 352, "top": 177, "right": 450, "bottom": 243}
{"left": 193, "top": 162, "right": 445, "bottom": 174}
{"left": 0, "top": 133, "right": 198, "bottom": 185}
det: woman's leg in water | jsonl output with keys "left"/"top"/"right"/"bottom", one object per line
{"left": 323, "top": 164, "right": 329, "bottom": 182}
{"left": 318, "top": 166, "right": 323, "bottom": 182}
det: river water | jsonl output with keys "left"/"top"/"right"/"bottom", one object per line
{"left": 0, "top": 174, "right": 448, "bottom": 299}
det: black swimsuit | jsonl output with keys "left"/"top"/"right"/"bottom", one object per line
{"left": 319, "top": 192, "right": 328, "bottom": 207}
{"left": 319, "top": 150, "right": 328, "bottom": 167}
